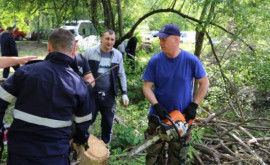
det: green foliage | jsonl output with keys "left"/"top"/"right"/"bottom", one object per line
{"left": 111, "top": 125, "right": 145, "bottom": 150}
{"left": 107, "top": 50, "right": 152, "bottom": 164}
{"left": 190, "top": 128, "right": 204, "bottom": 144}
{"left": 0, "top": 1, "right": 29, "bottom": 31}
{"left": 1, "top": 147, "right": 8, "bottom": 162}
{"left": 109, "top": 151, "right": 145, "bottom": 165}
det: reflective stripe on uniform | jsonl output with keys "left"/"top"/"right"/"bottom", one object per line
{"left": 14, "top": 109, "right": 72, "bottom": 128}
{"left": 73, "top": 113, "right": 92, "bottom": 123}
{"left": 0, "top": 86, "right": 17, "bottom": 103}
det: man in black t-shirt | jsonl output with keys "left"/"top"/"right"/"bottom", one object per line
{"left": 125, "top": 33, "right": 138, "bottom": 70}
{"left": 74, "top": 52, "right": 95, "bottom": 90}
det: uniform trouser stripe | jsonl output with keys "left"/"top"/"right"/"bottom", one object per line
{"left": 14, "top": 109, "right": 72, "bottom": 128}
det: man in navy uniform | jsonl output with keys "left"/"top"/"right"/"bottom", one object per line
{"left": 0, "top": 28, "right": 92, "bottom": 165}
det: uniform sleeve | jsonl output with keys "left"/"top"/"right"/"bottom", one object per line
{"left": 72, "top": 86, "right": 92, "bottom": 144}
{"left": 142, "top": 58, "right": 155, "bottom": 82}
{"left": 0, "top": 73, "right": 19, "bottom": 127}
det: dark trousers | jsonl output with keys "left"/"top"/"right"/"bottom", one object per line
{"left": 126, "top": 53, "right": 135, "bottom": 70}
{"left": 3, "top": 65, "right": 20, "bottom": 78}
{"left": 90, "top": 91, "right": 116, "bottom": 144}
{"left": 0, "top": 125, "right": 4, "bottom": 161}
{"left": 7, "top": 153, "right": 70, "bottom": 165}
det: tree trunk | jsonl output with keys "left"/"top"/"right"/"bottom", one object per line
{"left": 107, "top": 0, "right": 115, "bottom": 31}
{"left": 101, "top": 0, "right": 111, "bottom": 29}
{"left": 52, "top": 0, "right": 61, "bottom": 28}
{"left": 37, "top": 10, "right": 41, "bottom": 44}
{"left": 116, "top": 0, "right": 123, "bottom": 38}
{"left": 90, "top": 0, "right": 98, "bottom": 31}
{"left": 193, "top": 0, "right": 215, "bottom": 95}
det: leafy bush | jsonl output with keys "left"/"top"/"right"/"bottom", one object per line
{"left": 111, "top": 125, "right": 145, "bottom": 151}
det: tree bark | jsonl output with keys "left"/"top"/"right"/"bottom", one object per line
{"left": 101, "top": 0, "right": 111, "bottom": 29}
{"left": 107, "top": 0, "right": 115, "bottom": 31}
{"left": 116, "top": 0, "right": 123, "bottom": 38}
{"left": 193, "top": 0, "right": 215, "bottom": 95}
{"left": 90, "top": 0, "right": 98, "bottom": 29}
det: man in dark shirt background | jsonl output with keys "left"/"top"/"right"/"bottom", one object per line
{"left": 125, "top": 32, "right": 138, "bottom": 70}
{"left": 0, "top": 27, "right": 19, "bottom": 78}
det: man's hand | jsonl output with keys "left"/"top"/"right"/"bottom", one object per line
{"left": 17, "top": 56, "right": 38, "bottom": 65}
{"left": 153, "top": 103, "right": 169, "bottom": 120}
{"left": 85, "top": 82, "right": 93, "bottom": 94}
{"left": 72, "top": 142, "right": 89, "bottom": 161}
{"left": 122, "top": 94, "right": 129, "bottom": 106}
{"left": 184, "top": 102, "right": 198, "bottom": 122}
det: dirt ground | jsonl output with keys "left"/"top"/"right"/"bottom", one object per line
{"left": 16, "top": 41, "right": 48, "bottom": 57}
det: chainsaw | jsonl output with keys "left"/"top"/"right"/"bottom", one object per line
{"left": 128, "top": 110, "right": 194, "bottom": 157}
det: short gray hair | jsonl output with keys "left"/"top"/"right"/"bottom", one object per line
{"left": 48, "top": 28, "right": 75, "bottom": 52}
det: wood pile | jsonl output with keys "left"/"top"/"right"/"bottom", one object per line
{"left": 191, "top": 116, "right": 270, "bottom": 165}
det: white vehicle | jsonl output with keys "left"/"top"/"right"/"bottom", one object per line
{"left": 180, "top": 31, "right": 196, "bottom": 43}
{"left": 61, "top": 20, "right": 101, "bottom": 49}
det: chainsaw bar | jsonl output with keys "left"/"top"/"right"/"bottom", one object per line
{"left": 128, "top": 134, "right": 160, "bottom": 157}
{"left": 127, "top": 110, "right": 194, "bottom": 157}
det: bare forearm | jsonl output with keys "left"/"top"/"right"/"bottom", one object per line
{"left": 142, "top": 85, "right": 158, "bottom": 105}
{"left": 0, "top": 57, "right": 21, "bottom": 68}
{"left": 83, "top": 73, "right": 95, "bottom": 87}
{"left": 0, "top": 56, "right": 37, "bottom": 68}
{"left": 193, "top": 77, "right": 209, "bottom": 105}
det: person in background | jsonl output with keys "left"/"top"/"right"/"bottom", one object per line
{"left": 142, "top": 23, "right": 209, "bottom": 165}
{"left": 74, "top": 38, "right": 95, "bottom": 90}
{"left": 69, "top": 40, "right": 95, "bottom": 135}
{"left": 0, "top": 27, "right": 19, "bottom": 78}
{"left": 0, "top": 56, "right": 37, "bottom": 69}
{"left": 125, "top": 32, "right": 138, "bottom": 70}
{"left": 69, "top": 41, "right": 95, "bottom": 162}
{"left": 117, "top": 40, "right": 127, "bottom": 58}
{"left": 0, "top": 28, "right": 92, "bottom": 165}
{"left": 84, "top": 29, "right": 129, "bottom": 144}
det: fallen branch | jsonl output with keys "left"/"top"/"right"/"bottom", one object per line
{"left": 192, "top": 151, "right": 205, "bottom": 165}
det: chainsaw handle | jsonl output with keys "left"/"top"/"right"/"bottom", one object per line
{"left": 165, "top": 114, "right": 181, "bottom": 140}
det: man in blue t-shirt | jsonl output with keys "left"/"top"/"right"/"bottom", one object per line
{"left": 142, "top": 23, "right": 209, "bottom": 165}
